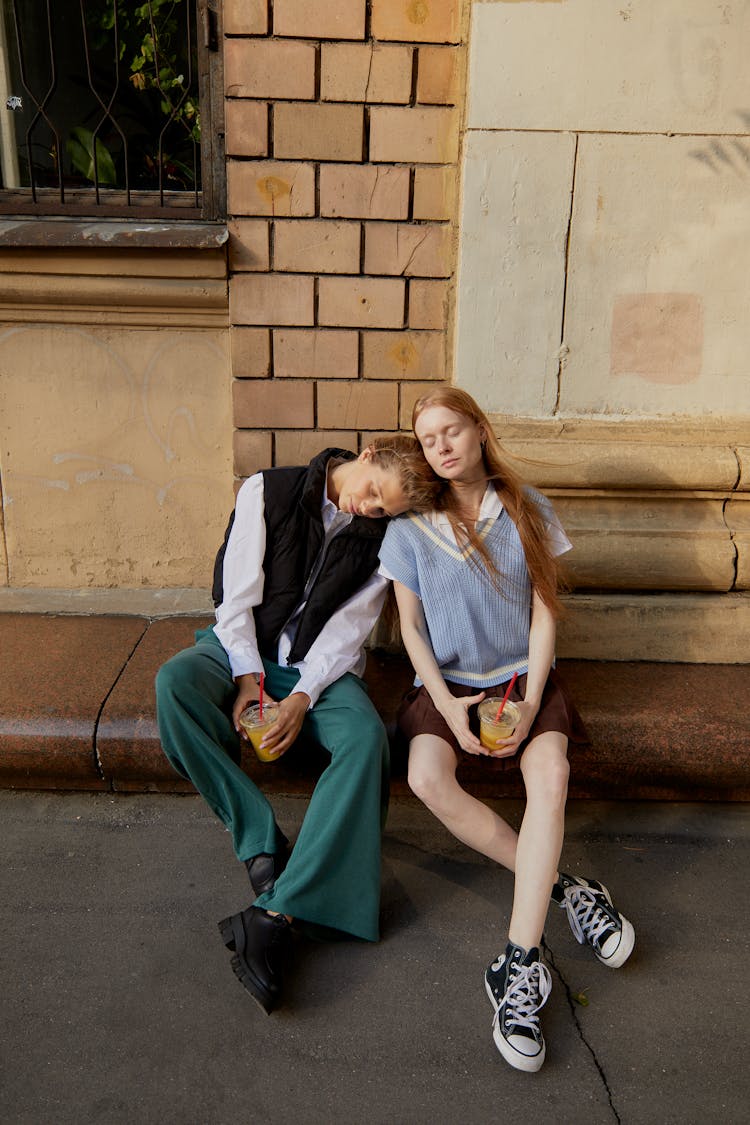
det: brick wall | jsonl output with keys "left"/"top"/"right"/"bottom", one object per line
{"left": 224, "top": 0, "right": 464, "bottom": 476}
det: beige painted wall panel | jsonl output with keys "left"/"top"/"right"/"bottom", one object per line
{"left": 469, "top": 1, "right": 750, "bottom": 135}
{"left": 561, "top": 134, "right": 750, "bottom": 418}
{"left": 558, "top": 592, "right": 750, "bottom": 663}
{"left": 455, "top": 130, "right": 575, "bottom": 416}
{"left": 0, "top": 326, "right": 233, "bottom": 588}
{"left": 555, "top": 495, "right": 735, "bottom": 591}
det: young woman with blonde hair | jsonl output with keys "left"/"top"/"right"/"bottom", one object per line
{"left": 379, "top": 388, "right": 634, "bottom": 1072}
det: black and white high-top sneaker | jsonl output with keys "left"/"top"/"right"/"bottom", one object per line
{"left": 485, "top": 942, "right": 552, "bottom": 1073}
{"left": 556, "top": 873, "right": 635, "bottom": 969}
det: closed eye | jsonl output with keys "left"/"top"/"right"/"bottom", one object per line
{"left": 369, "top": 484, "right": 387, "bottom": 518}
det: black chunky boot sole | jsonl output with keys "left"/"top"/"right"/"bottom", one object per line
{"left": 229, "top": 952, "right": 275, "bottom": 1014}
{"left": 218, "top": 913, "right": 239, "bottom": 952}
{"left": 217, "top": 913, "right": 276, "bottom": 1014}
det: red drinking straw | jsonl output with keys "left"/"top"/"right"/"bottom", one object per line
{"left": 495, "top": 672, "right": 518, "bottom": 721}
{"left": 259, "top": 672, "right": 264, "bottom": 721}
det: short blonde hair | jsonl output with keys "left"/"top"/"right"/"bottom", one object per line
{"left": 367, "top": 433, "right": 443, "bottom": 514}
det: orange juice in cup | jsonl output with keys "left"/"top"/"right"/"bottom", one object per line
{"left": 478, "top": 698, "right": 521, "bottom": 754}
{"left": 238, "top": 702, "right": 280, "bottom": 762}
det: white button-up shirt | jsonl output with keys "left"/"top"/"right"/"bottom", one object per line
{"left": 214, "top": 471, "right": 389, "bottom": 708}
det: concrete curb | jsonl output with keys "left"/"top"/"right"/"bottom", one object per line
{"left": 1, "top": 612, "right": 748, "bottom": 799}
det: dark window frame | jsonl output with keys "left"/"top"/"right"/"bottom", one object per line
{"left": 0, "top": 0, "right": 225, "bottom": 222}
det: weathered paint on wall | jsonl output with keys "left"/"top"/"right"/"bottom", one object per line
{"left": 458, "top": 0, "right": 750, "bottom": 421}
{"left": 468, "top": 0, "right": 750, "bottom": 134}
{"left": 0, "top": 324, "right": 232, "bottom": 588}
{"left": 562, "top": 134, "right": 750, "bottom": 416}
{"left": 610, "top": 294, "right": 703, "bottom": 386}
{"left": 454, "top": 130, "right": 575, "bottom": 416}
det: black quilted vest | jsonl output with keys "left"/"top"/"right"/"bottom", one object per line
{"left": 212, "top": 449, "right": 387, "bottom": 664}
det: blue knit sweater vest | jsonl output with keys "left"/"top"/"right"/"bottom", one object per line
{"left": 379, "top": 491, "right": 556, "bottom": 687}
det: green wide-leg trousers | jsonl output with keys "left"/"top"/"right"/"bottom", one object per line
{"left": 155, "top": 627, "right": 389, "bottom": 942}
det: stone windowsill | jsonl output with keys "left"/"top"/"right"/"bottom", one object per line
{"left": 0, "top": 217, "right": 228, "bottom": 250}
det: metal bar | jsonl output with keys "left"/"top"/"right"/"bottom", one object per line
{"left": 1, "top": 0, "right": 209, "bottom": 219}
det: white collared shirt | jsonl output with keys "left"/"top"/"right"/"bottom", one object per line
{"left": 214, "top": 471, "right": 389, "bottom": 707}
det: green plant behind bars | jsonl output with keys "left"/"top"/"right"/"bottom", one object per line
{"left": 76, "top": 0, "right": 200, "bottom": 189}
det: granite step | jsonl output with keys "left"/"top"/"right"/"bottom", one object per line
{"left": 1, "top": 613, "right": 748, "bottom": 800}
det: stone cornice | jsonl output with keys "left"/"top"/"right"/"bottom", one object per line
{"left": 0, "top": 270, "right": 229, "bottom": 327}
{"left": 490, "top": 416, "right": 749, "bottom": 492}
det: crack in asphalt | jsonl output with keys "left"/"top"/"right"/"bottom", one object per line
{"left": 543, "top": 938, "right": 622, "bottom": 1123}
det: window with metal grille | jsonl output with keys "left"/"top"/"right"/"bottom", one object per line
{"left": 0, "top": 0, "right": 223, "bottom": 219}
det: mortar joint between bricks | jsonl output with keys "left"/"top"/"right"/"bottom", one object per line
{"left": 363, "top": 105, "right": 371, "bottom": 163}
{"left": 410, "top": 46, "right": 419, "bottom": 107}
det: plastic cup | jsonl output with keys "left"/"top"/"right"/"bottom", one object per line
{"left": 238, "top": 702, "right": 280, "bottom": 762}
{"left": 477, "top": 698, "right": 521, "bottom": 754}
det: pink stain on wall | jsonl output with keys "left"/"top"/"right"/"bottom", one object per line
{"left": 610, "top": 293, "right": 703, "bottom": 384}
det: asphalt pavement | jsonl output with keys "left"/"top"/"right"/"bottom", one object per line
{"left": 2, "top": 791, "right": 749, "bottom": 1125}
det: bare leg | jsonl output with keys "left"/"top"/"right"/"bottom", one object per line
{"left": 507, "top": 731, "right": 569, "bottom": 951}
{"left": 408, "top": 734, "right": 520, "bottom": 871}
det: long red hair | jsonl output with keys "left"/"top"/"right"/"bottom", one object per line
{"left": 412, "top": 387, "right": 564, "bottom": 616}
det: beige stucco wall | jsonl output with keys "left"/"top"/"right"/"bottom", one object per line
{"left": 457, "top": 0, "right": 750, "bottom": 421}
{"left": 452, "top": 0, "right": 750, "bottom": 660}
{"left": 0, "top": 247, "right": 233, "bottom": 591}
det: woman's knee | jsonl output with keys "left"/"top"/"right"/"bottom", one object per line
{"left": 407, "top": 741, "right": 456, "bottom": 808}
{"left": 521, "top": 740, "right": 570, "bottom": 805}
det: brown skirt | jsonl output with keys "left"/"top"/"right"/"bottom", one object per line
{"left": 397, "top": 668, "right": 589, "bottom": 771}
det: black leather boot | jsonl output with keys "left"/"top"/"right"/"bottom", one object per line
{"left": 244, "top": 847, "right": 289, "bottom": 896}
{"left": 218, "top": 906, "right": 291, "bottom": 1014}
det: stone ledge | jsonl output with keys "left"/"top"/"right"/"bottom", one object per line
{"left": 0, "top": 219, "right": 228, "bottom": 250}
{"left": 0, "top": 614, "right": 148, "bottom": 790}
{"left": 3, "top": 588, "right": 749, "bottom": 663}
{"left": 0, "top": 587, "right": 214, "bottom": 618}
{"left": 0, "top": 613, "right": 748, "bottom": 801}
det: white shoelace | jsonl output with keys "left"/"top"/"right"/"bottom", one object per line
{"left": 494, "top": 962, "right": 552, "bottom": 1034}
{"left": 563, "top": 885, "right": 615, "bottom": 948}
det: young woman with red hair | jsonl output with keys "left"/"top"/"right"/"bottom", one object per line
{"left": 379, "top": 388, "right": 634, "bottom": 1073}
